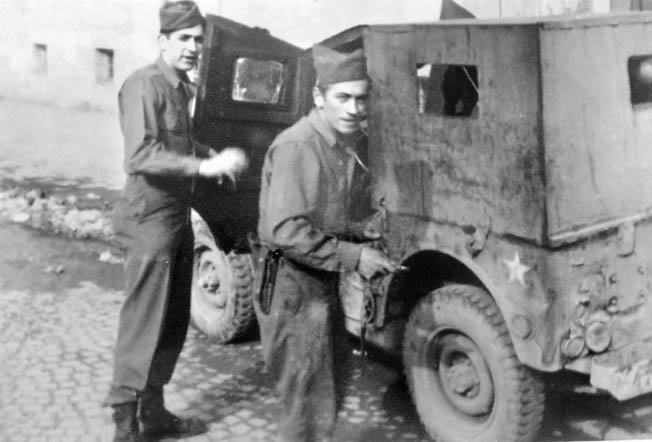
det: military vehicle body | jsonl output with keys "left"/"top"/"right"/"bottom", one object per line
{"left": 189, "top": 12, "right": 652, "bottom": 442}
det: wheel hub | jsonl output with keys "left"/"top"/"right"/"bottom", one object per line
{"left": 196, "top": 250, "right": 230, "bottom": 309}
{"left": 444, "top": 354, "right": 480, "bottom": 397}
{"left": 435, "top": 333, "right": 494, "bottom": 416}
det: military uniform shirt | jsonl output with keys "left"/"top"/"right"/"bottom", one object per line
{"left": 258, "top": 109, "right": 362, "bottom": 272}
{"left": 117, "top": 56, "right": 211, "bottom": 221}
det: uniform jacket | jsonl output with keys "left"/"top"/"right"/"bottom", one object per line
{"left": 258, "top": 109, "right": 365, "bottom": 272}
{"left": 116, "top": 56, "right": 212, "bottom": 223}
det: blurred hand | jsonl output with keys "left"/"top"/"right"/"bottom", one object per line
{"left": 362, "top": 212, "right": 384, "bottom": 240}
{"left": 199, "top": 147, "right": 248, "bottom": 183}
{"left": 357, "top": 246, "right": 397, "bottom": 280}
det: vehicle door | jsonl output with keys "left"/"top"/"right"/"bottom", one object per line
{"left": 192, "top": 15, "right": 313, "bottom": 249}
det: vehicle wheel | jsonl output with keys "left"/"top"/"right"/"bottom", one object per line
{"left": 190, "top": 211, "right": 257, "bottom": 343}
{"left": 403, "top": 284, "right": 545, "bottom": 442}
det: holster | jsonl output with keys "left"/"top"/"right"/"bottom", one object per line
{"left": 258, "top": 248, "right": 284, "bottom": 315}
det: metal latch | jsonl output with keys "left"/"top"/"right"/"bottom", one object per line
{"left": 464, "top": 211, "right": 491, "bottom": 257}
{"left": 617, "top": 220, "right": 635, "bottom": 257}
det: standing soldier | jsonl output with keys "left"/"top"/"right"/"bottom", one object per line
{"left": 105, "top": 2, "right": 247, "bottom": 442}
{"left": 257, "top": 45, "right": 397, "bottom": 442}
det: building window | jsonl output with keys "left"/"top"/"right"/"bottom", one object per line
{"left": 33, "top": 43, "right": 47, "bottom": 74}
{"left": 417, "top": 63, "right": 479, "bottom": 117}
{"left": 95, "top": 48, "right": 114, "bottom": 84}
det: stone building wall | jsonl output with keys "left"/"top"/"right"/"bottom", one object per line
{"left": 0, "top": 0, "right": 615, "bottom": 112}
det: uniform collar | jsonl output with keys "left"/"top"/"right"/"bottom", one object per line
{"left": 155, "top": 55, "right": 189, "bottom": 88}
{"left": 308, "top": 108, "right": 337, "bottom": 148}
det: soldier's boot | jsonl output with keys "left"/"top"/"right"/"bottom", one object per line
{"left": 111, "top": 402, "right": 143, "bottom": 442}
{"left": 139, "top": 387, "right": 208, "bottom": 438}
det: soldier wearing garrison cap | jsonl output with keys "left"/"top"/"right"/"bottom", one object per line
{"left": 159, "top": 0, "right": 205, "bottom": 33}
{"left": 256, "top": 45, "right": 397, "bottom": 442}
{"left": 105, "top": 2, "right": 246, "bottom": 441}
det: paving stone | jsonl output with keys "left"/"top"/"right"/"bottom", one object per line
{"left": 223, "top": 415, "right": 241, "bottom": 425}
{"left": 230, "top": 423, "right": 251, "bottom": 435}
{"left": 235, "top": 409, "right": 253, "bottom": 420}
{"left": 207, "top": 429, "right": 230, "bottom": 439}
{"left": 249, "top": 418, "right": 267, "bottom": 427}
{"left": 247, "top": 428, "right": 270, "bottom": 439}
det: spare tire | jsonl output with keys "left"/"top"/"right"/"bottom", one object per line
{"left": 190, "top": 210, "right": 257, "bottom": 343}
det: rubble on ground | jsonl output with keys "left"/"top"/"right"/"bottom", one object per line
{"left": 99, "top": 250, "right": 123, "bottom": 264}
{"left": 0, "top": 186, "right": 115, "bottom": 243}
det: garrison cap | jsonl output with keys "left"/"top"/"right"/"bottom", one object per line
{"left": 312, "top": 45, "right": 367, "bottom": 85}
{"left": 159, "top": 1, "right": 205, "bottom": 33}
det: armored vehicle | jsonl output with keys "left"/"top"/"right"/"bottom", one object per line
{"left": 189, "top": 12, "right": 652, "bottom": 442}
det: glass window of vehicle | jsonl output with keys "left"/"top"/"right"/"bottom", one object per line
{"left": 232, "top": 57, "right": 285, "bottom": 104}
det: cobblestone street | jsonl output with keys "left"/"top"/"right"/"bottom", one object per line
{"left": 0, "top": 221, "right": 431, "bottom": 442}
{"left": 0, "top": 280, "right": 430, "bottom": 442}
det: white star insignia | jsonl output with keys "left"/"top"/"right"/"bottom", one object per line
{"left": 503, "top": 252, "right": 530, "bottom": 287}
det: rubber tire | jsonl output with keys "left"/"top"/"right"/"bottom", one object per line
{"left": 403, "top": 284, "right": 545, "bottom": 442}
{"left": 190, "top": 211, "right": 257, "bottom": 344}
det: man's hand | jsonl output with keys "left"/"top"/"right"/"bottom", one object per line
{"left": 198, "top": 147, "right": 248, "bottom": 183}
{"left": 362, "top": 211, "right": 384, "bottom": 240}
{"left": 357, "top": 246, "right": 397, "bottom": 280}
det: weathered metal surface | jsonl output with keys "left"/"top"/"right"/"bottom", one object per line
{"left": 541, "top": 18, "right": 652, "bottom": 243}
{"left": 366, "top": 23, "right": 546, "bottom": 245}
{"left": 590, "top": 340, "right": 652, "bottom": 400}
{"left": 360, "top": 15, "right": 652, "bottom": 375}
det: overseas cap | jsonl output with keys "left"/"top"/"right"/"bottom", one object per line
{"left": 160, "top": 1, "right": 205, "bottom": 33}
{"left": 312, "top": 45, "right": 367, "bottom": 85}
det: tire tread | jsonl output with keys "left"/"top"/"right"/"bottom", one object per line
{"left": 403, "top": 284, "right": 545, "bottom": 442}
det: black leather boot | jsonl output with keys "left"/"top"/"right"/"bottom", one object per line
{"left": 111, "top": 402, "right": 143, "bottom": 442}
{"left": 139, "top": 387, "right": 208, "bottom": 438}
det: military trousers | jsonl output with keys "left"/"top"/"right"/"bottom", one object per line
{"left": 105, "top": 213, "right": 194, "bottom": 405}
{"left": 255, "top": 258, "right": 351, "bottom": 442}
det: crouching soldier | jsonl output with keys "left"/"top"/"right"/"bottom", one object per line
{"left": 256, "top": 45, "right": 398, "bottom": 442}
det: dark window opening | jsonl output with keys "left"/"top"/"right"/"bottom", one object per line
{"left": 628, "top": 55, "right": 652, "bottom": 105}
{"left": 95, "top": 48, "right": 114, "bottom": 84}
{"left": 33, "top": 43, "right": 47, "bottom": 74}
{"left": 417, "top": 63, "right": 479, "bottom": 117}
{"left": 231, "top": 57, "right": 285, "bottom": 104}
{"left": 630, "top": 0, "right": 652, "bottom": 11}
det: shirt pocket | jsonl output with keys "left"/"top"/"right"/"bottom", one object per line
{"left": 162, "top": 104, "right": 188, "bottom": 134}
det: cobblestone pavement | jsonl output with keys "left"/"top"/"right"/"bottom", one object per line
{"left": 4, "top": 280, "right": 652, "bottom": 442}
{"left": 0, "top": 278, "right": 430, "bottom": 442}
